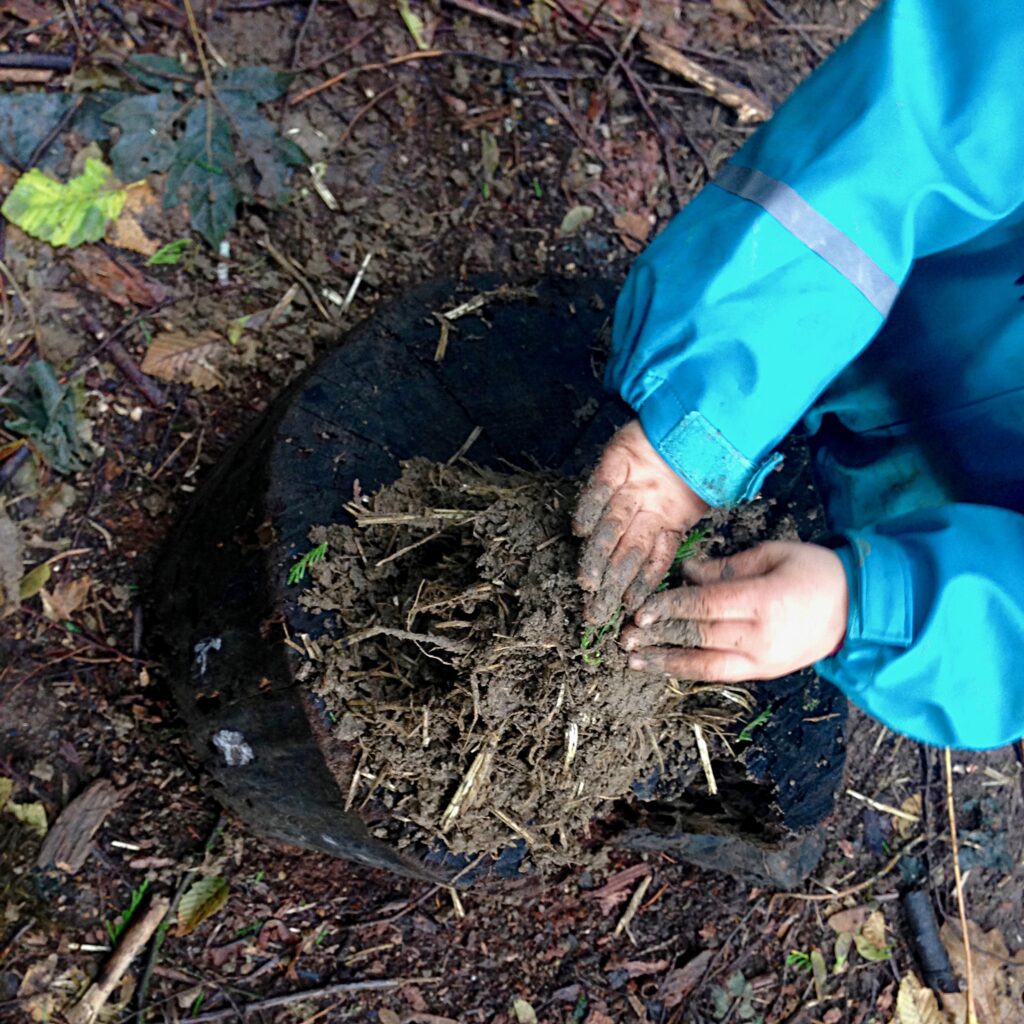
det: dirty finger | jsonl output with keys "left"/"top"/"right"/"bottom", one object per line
{"left": 622, "top": 529, "right": 681, "bottom": 613}
{"left": 577, "top": 501, "right": 639, "bottom": 593}
{"left": 626, "top": 646, "right": 755, "bottom": 682}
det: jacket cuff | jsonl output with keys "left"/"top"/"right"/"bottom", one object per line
{"left": 817, "top": 531, "right": 914, "bottom": 688}
{"left": 638, "top": 387, "right": 783, "bottom": 507}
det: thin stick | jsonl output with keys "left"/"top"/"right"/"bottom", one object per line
{"left": 693, "top": 723, "right": 717, "bottom": 795}
{"left": 614, "top": 874, "right": 652, "bottom": 937}
{"left": 341, "top": 251, "right": 373, "bottom": 311}
{"left": 290, "top": 50, "right": 445, "bottom": 106}
{"left": 66, "top": 897, "right": 171, "bottom": 1024}
{"left": 343, "top": 625, "right": 469, "bottom": 654}
{"left": 845, "top": 788, "right": 920, "bottom": 823}
{"left": 945, "top": 747, "right": 977, "bottom": 1024}
{"left": 181, "top": 978, "right": 439, "bottom": 1023}
{"left": 441, "top": 0, "right": 530, "bottom": 32}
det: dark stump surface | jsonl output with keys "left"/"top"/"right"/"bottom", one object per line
{"left": 152, "top": 276, "right": 847, "bottom": 886}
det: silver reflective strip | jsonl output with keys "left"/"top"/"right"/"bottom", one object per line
{"left": 713, "top": 164, "right": 898, "bottom": 317}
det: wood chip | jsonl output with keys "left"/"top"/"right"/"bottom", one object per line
{"left": 36, "top": 779, "right": 129, "bottom": 873}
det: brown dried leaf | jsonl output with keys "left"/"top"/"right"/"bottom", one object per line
{"left": 605, "top": 957, "right": 670, "bottom": 978}
{"left": 106, "top": 183, "right": 161, "bottom": 257}
{"left": 40, "top": 574, "right": 91, "bottom": 622}
{"left": 895, "top": 793, "right": 923, "bottom": 838}
{"left": 658, "top": 949, "right": 713, "bottom": 1008}
{"left": 141, "top": 330, "right": 226, "bottom": 390}
{"left": 0, "top": 0, "right": 51, "bottom": 23}
{"left": 69, "top": 246, "right": 168, "bottom": 308}
{"left": 941, "top": 920, "right": 1024, "bottom": 1024}
{"left": 585, "top": 863, "right": 651, "bottom": 915}
{"left": 613, "top": 210, "right": 652, "bottom": 243}
{"left": 896, "top": 972, "right": 949, "bottom": 1024}
{"left": 712, "top": 0, "right": 755, "bottom": 21}
{"left": 827, "top": 905, "right": 871, "bottom": 935}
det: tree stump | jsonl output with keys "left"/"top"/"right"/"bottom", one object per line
{"left": 153, "top": 277, "right": 847, "bottom": 886}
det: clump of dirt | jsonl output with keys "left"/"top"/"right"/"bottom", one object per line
{"left": 300, "top": 460, "right": 748, "bottom": 868}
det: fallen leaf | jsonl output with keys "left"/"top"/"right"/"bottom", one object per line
{"left": 0, "top": 0, "right": 52, "bottom": 25}
{"left": 0, "top": 506, "right": 22, "bottom": 608}
{"left": 208, "top": 939, "right": 246, "bottom": 967}
{"left": 106, "top": 182, "right": 161, "bottom": 256}
{"left": 1, "top": 158, "right": 129, "bottom": 248}
{"left": 19, "top": 561, "right": 51, "bottom": 600}
{"left": 40, "top": 574, "right": 91, "bottom": 621}
{"left": 0, "top": 776, "right": 12, "bottom": 810}
{"left": 177, "top": 875, "right": 229, "bottom": 935}
{"left": 397, "top": 0, "right": 430, "bottom": 49}
{"left": 69, "top": 245, "right": 168, "bottom": 308}
{"left": 558, "top": 204, "right": 595, "bottom": 236}
{"left": 378, "top": 1010, "right": 401, "bottom": 1024}
{"left": 7, "top": 800, "right": 48, "bottom": 836}
{"left": 511, "top": 999, "right": 537, "bottom": 1024}
{"left": 146, "top": 238, "right": 192, "bottom": 266}
{"left": 605, "top": 957, "right": 670, "bottom": 978}
{"left": 613, "top": 210, "right": 651, "bottom": 245}
{"left": 712, "top": 0, "right": 755, "bottom": 20}
{"left": 827, "top": 906, "right": 871, "bottom": 934}
{"left": 833, "top": 930, "right": 854, "bottom": 974}
{"left": 658, "top": 949, "right": 713, "bottom": 1008}
{"left": 941, "top": 920, "right": 1024, "bottom": 1024}
{"left": 585, "top": 863, "right": 651, "bottom": 915}
{"left": 481, "top": 129, "right": 500, "bottom": 183}
{"left": 896, "top": 972, "right": 948, "bottom": 1024}
{"left": 810, "top": 947, "right": 828, "bottom": 1001}
{"left": 821, "top": 1009, "right": 843, "bottom": 1024}
{"left": 141, "top": 330, "right": 226, "bottom": 390}
{"left": 854, "top": 910, "right": 891, "bottom": 962}
{"left": 895, "top": 793, "right": 923, "bottom": 838}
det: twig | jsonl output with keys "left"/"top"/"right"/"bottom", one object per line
{"left": 343, "top": 625, "right": 469, "bottom": 654}
{"left": 945, "top": 747, "right": 977, "bottom": 1023}
{"left": 289, "top": 50, "right": 446, "bottom": 105}
{"left": 441, "top": 0, "right": 531, "bottom": 32}
{"left": 261, "top": 236, "right": 333, "bottom": 322}
{"left": 182, "top": 0, "right": 217, "bottom": 168}
{"left": 614, "top": 874, "right": 652, "bottom": 938}
{"left": 550, "top": 1, "right": 683, "bottom": 206}
{"left": 66, "top": 897, "right": 171, "bottom": 1024}
{"left": 341, "top": 251, "right": 373, "bottom": 311}
{"left": 760, "top": 0, "right": 827, "bottom": 60}
{"left": 107, "top": 340, "right": 167, "bottom": 408}
{"left": 775, "top": 840, "right": 925, "bottom": 904}
{"left": 0, "top": 53, "right": 73, "bottom": 70}
{"left": 640, "top": 32, "right": 771, "bottom": 124}
{"left": 181, "top": 978, "right": 439, "bottom": 1023}
{"left": 845, "top": 787, "right": 920, "bottom": 823}
{"left": 26, "top": 95, "right": 84, "bottom": 170}
{"left": 291, "top": 0, "right": 319, "bottom": 70}
{"left": 337, "top": 84, "right": 398, "bottom": 146}
{"left": 536, "top": 80, "right": 604, "bottom": 160}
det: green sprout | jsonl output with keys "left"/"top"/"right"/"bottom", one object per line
{"left": 287, "top": 541, "right": 328, "bottom": 585}
{"left": 581, "top": 605, "right": 624, "bottom": 666}
{"left": 786, "top": 949, "right": 813, "bottom": 971}
{"left": 656, "top": 525, "right": 710, "bottom": 592}
{"left": 737, "top": 707, "right": 773, "bottom": 743}
{"left": 104, "top": 878, "right": 150, "bottom": 945}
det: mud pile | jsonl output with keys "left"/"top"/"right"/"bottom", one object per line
{"left": 300, "top": 460, "right": 755, "bottom": 867}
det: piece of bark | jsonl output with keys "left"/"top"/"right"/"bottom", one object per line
{"left": 640, "top": 33, "right": 771, "bottom": 124}
{"left": 36, "top": 779, "right": 129, "bottom": 873}
{"left": 65, "top": 896, "right": 170, "bottom": 1024}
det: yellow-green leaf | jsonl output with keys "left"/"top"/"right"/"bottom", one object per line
{"left": 396, "top": 0, "right": 429, "bottom": 49}
{"left": 0, "top": 777, "right": 12, "bottom": 812}
{"left": 177, "top": 876, "right": 229, "bottom": 935}
{"left": 854, "top": 910, "right": 892, "bottom": 962}
{"left": 7, "top": 800, "right": 48, "bottom": 837}
{"left": 1, "top": 158, "right": 129, "bottom": 248}
{"left": 20, "top": 562, "right": 52, "bottom": 601}
{"left": 512, "top": 999, "right": 537, "bottom": 1024}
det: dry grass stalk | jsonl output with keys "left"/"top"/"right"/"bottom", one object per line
{"left": 693, "top": 724, "right": 717, "bottom": 796}
{"left": 945, "top": 747, "right": 977, "bottom": 1024}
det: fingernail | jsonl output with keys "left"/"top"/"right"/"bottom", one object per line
{"left": 636, "top": 613, "right": 652, "bottom": 628}
{"left": 622, "top": 636, "right": 636, "bottom": 651}
{"left": 628, "top": 656, "right": 646, "bottom": 670}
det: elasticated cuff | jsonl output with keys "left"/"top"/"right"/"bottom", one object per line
{"left": 639, "top": 393, "right": 783, "bottom": 507}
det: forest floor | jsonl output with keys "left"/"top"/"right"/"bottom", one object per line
{"left": 1, "top": 2, "right": 1022, "bottom": 1023}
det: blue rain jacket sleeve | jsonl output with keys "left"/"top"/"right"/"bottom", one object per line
{"left": 818, "top": 506, "right": 1024, "bottom": 750}
{"left": 607, "top": 0, "right": 1024, "bottom": 508}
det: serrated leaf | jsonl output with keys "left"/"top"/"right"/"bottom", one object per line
{"left": 1, "top": 158, "right": 128, "bottom": 248}
{"left": 146, "top": 238, "right": 193, "bottom": 266}
{"left": 7, "top": 800, "right": 48, "bottom": 836}
{"left": 140, "top": 329, "right": 226, "bottom": 390}
{"left": 177, "top": 876, "right": 229, "bottom": 935}
{"left": 558, "top": 204, "right": 594, "bottom": 236}
{"left": 397, "top": 0, "right": 429, "bottom": 49}
{"left": 896, "top": 973, "right": 948, "bottom": 1024}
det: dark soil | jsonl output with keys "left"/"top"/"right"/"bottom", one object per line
{"left": 303, "top": 461, "right": 709, "bottom": 866}
{"left": 2, "top": 2, "right": 1023, "bottom": 1023}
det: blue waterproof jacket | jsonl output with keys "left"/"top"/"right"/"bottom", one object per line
{"left": 607, "top": 0, "right": 1024, "bottom": 749}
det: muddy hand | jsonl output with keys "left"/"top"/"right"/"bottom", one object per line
{"left": 620, "top": 541, "right": 849, "bottom": 682}
{"left": 573, "top": 419, "right": 708, "bottom": 624}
